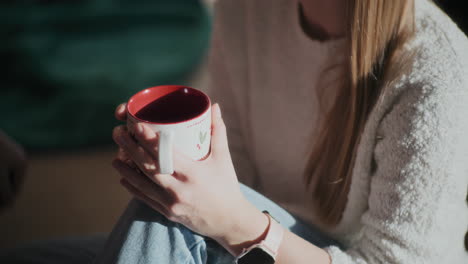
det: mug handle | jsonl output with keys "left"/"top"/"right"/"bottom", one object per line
{"left": 158, "top": 130, "right": 174, "bottom": 174}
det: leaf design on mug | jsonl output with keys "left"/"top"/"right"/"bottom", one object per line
{"left": 199, "top": 131, "right": 207, "bottom": 144}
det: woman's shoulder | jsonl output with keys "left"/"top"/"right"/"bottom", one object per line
{"left": 380, "top": 0, "right": 468, "bottom": 114}
{"left": 405, "top": 0, "right": 468, "bottom": 88}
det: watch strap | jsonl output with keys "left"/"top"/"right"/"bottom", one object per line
{"left": 261, "top": 211, "right": 284, "bottom": 259}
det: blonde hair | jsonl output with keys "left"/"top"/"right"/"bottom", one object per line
{"left": 304, "top": 0, "right": 415, "bottom": 227}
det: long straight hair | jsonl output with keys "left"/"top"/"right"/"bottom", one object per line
{"left": 304, "top": 0, "right": 415, "bottom": 227}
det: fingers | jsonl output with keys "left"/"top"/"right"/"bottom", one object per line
{"left": 113, "top": 127, "right": 180, "bottom": 188}
{"left": 115, "top": 103, "right": 127, "bottom": 121}
{"left": 133, "top": 123, "right": 159, "bottom": 158}
{"left": 117, "top": 148, "right": 140, "bottom": 171}
{"left": 120, "top": 178, "right": 170, "bottom": 218}
{"left": 132, "top": 123, "right": 193, "bottom": 177}
{"left": 113, "top": 126, "right": 158, "bottom": 177}
{"left": 210, "top": 103, "right": 230, "bottom": 158}
{"left": 113, "top": 160, "right": 173, "bottom": 208}
{"left": 117, "top": 148, "right": 130, "bottom": 162}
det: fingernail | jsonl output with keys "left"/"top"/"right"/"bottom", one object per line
{"left": 137, "top": 123, "right": 144, "bottom": 134}
{"left": 215, "top": 103, "right": 222, "bottom": 118}
{"left": 118, "top": 104, "right": 125, "bottom": 113}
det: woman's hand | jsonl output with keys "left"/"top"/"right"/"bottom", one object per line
{"left": 112, "top": 103, "right": 269, "bottom": 255}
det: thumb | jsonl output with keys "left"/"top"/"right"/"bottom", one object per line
{"left": 210, "top": 103, "right": 229, "bottom": 158}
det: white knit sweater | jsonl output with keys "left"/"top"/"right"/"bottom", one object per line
{"left": 205, "top": 0, "right": 468, "bottom": 263}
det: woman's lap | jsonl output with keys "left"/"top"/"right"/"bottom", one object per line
{"left": 94, "top": 183, "right": 341, "bottom": 264}
{"left": 0, "top": 183, "right": 341, "bottom": 264}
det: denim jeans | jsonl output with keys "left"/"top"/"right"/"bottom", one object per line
{"left": 1, "top": 184, "right": 342, "bottom": 264}
{"left": 93, "top": 183, "right": 342, "bottom": 264}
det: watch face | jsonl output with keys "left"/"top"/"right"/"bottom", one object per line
{"left": 237, "top": 247, "right": 275, "bottom": 264}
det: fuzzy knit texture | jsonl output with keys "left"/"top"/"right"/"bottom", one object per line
{"left": 205, "top": 0, "right": 468, "bottom": 263}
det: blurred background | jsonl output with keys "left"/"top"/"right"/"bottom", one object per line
{"left": 0, "top": 0, "right": 211, "bottom": 249}
{"left": 0, "top": 0, "right": 466, "bottom": 251}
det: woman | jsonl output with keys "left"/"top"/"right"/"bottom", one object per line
{"left": 2, "top": 0, "right": 466, "bottom": 263}
{"left": 95, "top": 0, "right": 468, "bottom": 263}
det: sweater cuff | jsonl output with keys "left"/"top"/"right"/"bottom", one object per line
{"left": 324, "top": 245, "right": 355, "bottom": 264}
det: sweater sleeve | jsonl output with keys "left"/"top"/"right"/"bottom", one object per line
{"left": 204, "top": 3, "right": 259, "bottom": 188}
{"left": 326, "top": 74, "right": 468, "bottom": 263}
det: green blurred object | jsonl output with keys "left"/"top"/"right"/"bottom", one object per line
{"left": 0, "top": 0, "right": 211, "bottom": 150}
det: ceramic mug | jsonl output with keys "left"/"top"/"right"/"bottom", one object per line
{"left": 126, "top": 85, "right": 212, "bottom": 174}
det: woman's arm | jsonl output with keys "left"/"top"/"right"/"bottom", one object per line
{"left": 219, "top": 73, "right": 468, "bottom": 264}
{"left": 113, "top": 112, "right": 332, "bottom": 264}
{"left": 112, "top": 72, "right": 468, "bottom": 264}
{"left": 112, "top": 74, "right": 468, "bottom": 264}
{"left": 323, "top": 76, "right": 468, "bottom": 263}
{"left": 217, "top": 209, "right": 332, "bottom": 263}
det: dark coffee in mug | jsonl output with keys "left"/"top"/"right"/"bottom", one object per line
{"left": 135, "top": 87, "right": 209, "bottom": 123}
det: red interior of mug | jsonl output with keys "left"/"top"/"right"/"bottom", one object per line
{"left": 127, "top": 85, "right": 211, "bottom": 125}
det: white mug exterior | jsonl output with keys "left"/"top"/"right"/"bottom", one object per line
{"left": 127, "top": 107, "right": 211, "bottom": 174}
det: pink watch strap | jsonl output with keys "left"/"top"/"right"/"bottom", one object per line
{"left": 261, "top": 211, "right": 284, "bottom": 258}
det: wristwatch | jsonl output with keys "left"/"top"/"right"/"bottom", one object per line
{"left": 235, "top": 210, "right": 284, "bottom": 264}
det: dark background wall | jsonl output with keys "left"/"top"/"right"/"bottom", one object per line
{"left": 437, "top": 0, "right": 468, "bottom": 35}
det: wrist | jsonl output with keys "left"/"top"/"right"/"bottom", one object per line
{"left": 214, "top": 199, "right": 269, "bottom": 256}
